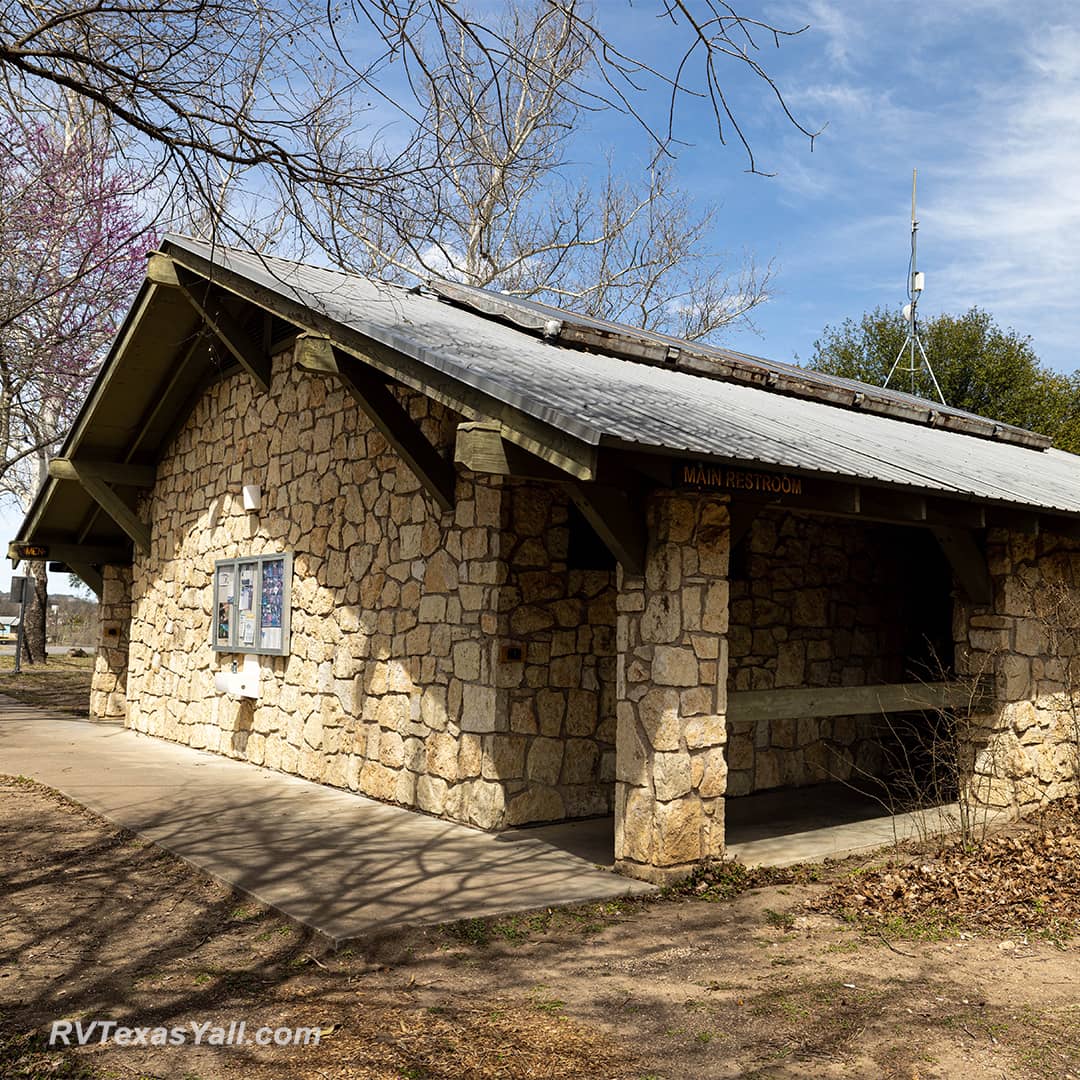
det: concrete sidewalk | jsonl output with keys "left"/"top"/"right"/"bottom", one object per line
{"left": 0, "top": 699, "right": 652, "bottom": 943}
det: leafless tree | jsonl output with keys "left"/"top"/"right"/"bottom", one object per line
{"left": 321, "top": 3, "right": 772, "bottom": 338}
{"left": 0, "top": 0, "right": 820, "bottom": 258}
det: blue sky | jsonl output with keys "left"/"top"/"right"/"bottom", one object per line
{"left": 584, "top": 0, "right": 1080, "bottom": 373}
{"left": 7, "top": 0, "right": 1080, "bottom": 594}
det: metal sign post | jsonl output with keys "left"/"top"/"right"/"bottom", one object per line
{"left": 10, "top": 575, "right": 27, "bottom": 674}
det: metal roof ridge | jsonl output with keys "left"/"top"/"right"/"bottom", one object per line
{"left": 424, "top": 278, "right": 1051, "bottom": 452}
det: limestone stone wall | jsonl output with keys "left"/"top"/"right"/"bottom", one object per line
{"left": 497, "top": 483, "right": 617, "bottom": 824}
{"left": 726, "top": 511, "right": 909, "bottom": 795}
{"left": 956, "top": 529, "right": 1080, "bottom": 813}
{"left": 124, "top": 345, "right": 615, "bottom": 830}
{"left": 615, "top": 492, "right": 730, "bottom": 883}
{"left": 89, "top": 565, "right": 132, "bottom": 721}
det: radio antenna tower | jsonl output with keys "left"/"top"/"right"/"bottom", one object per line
{"left": 883, "top": 169, "right": 946, "bottom": 404}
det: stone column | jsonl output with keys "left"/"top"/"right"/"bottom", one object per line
{"left": 89, "top": 565, "right": 133, "bottom": 722}
{"left": 614, "top": 492, "right": 730, "bottom": 883}
{"left": 954, "top": 529, "right": 1080, "bottom": 814}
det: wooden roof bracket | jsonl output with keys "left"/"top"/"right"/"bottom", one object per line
{"left": 296, "top": 334, "right": 455, "bottom": 513}
{"left": 931, "top": 526, "right": 993, "bottom": 606}
{"left": 65, "top": 562, "right": 104, "bottom": 599}
{"left": 455, "top": 421, "right": 645, "bottom": 572}
{"left": 51, "top": 460, "right": 151, "bottom": 555}
{"left": 148, "top": 254, "right": 271, "bottom": 393}
{"left": 567, "top": 481, "right": 646, "bottom": 577}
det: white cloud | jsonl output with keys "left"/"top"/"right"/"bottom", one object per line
{"left": 924, "top": 24, "right": 1080, "bottom": 358}
{"left": 768, "top": 0, "right": 863, "bottom": 69}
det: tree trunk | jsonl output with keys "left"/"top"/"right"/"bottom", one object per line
{"left": 20, "top": 559, "right": 47, "bottom": 664}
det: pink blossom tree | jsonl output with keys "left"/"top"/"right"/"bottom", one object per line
{"left": 0, "top": 107, "right": 149, "bottom": 661}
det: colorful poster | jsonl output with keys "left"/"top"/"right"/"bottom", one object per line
{"left": 260, "top": 558, "right": 285, "bottom": 649}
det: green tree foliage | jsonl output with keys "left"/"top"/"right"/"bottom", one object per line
{"left": 807, "top": 307, "right": 1080, "bottom": 452}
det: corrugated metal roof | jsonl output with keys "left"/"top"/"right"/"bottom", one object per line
{"left": 424, "top": 278, "right": 1047, "bottom": 448}
{"left": 154, "top": 236, "right": 1080, "bottom": 515}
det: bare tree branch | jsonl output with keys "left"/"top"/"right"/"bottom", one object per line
{"left": 321, "top": 4, "right": 772, "bottom": 340}
{"left": 0, "top": 0, "right": 820, "bottom": 260}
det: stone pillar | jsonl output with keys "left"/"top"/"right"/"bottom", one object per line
{"left": 89, "top": 565, "right": 133, "bottom": 722}
{"left": 614, "top": 492, "right": 730, "bottom": 883}
{"left": 954, "top": 529, "right": 1080, "bottom": 814}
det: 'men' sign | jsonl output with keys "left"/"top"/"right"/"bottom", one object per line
{"left": 680, "top": 462, "right": 803, "bottom": 496}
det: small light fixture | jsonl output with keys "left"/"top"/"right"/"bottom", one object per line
{"left": 242, "top": 484, "right": 262, "bottom": 513}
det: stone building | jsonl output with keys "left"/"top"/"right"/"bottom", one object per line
{"left": 15, "top": 236, "right": 1080, "bottom": 882}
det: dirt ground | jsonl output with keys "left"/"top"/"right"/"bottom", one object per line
{"left": 0, "top": 654, "right": 94, "bottom": 714}
{"left": 3, "top": 775, "right": 1080, "bottom": 1080}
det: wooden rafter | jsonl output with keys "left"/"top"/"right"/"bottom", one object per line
{"left": 567, "top": 482, "right": 646, "bottom": 576}
{"left": 296, "top": 334, "right": 456, "bottom": 512}
{"left": 49, "top": 458, "right": 156, "bottom": 487}
{"left": 58, "top": 461, "right": 151, "bottom": 554}
{"left": 454, "top": 421, "right": 574, "bottom": 483}
{"left": 149, "top": 255, "right": 271, "bottom": 392}
{"left": 931, "top": 526, "right": 993, "bottom": 606}
{"left": 65, "top": 562, "right": 104, "bottom": 598}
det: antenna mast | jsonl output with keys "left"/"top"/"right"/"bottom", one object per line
{"left": 883, "top": 169, "right": 946, "bottom": 404}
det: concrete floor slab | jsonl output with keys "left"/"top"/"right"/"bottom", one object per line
{"left": 725, "top": 785, "right": 964, "bottom": 867}
{"left": 0, "top": 699, "right": 653, "bottom": 944}
{"left": 502, "top": 783, "right": 974, "bottom": 871}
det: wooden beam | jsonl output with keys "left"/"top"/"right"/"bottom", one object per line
{"left": 65, "top": 562, "right": 104, "bottom": 598}
{"left": 986, "top": 507, "right": 1040, "bottom": 535}
{"left": 298, "top": 340, "right": 455, "bottom": 512}
{"left": 8, "top": 541, "right": 131, "bottom": 567}
{"left": 932, "top": 526, "right": 993, "bottom": 605}
{"left": 294, "top": 332, "right": 337, "bottom": 374}
{"left": 173, "top": 267, "right": 271, "bottom": 393}
{"left": 568, "top": 483, "right": 646, "bottom": 576}
{"left": 925, "top": 498, "right": 986, "bottom": 530}
{"left": 64, "top": 466, "right": 151, "bottom": 554}
{"left": 859, "top": 487, "right": 926, "bottom": 523}
{"left": 1040, "top": 515, "right": 1080, "bottom": 541}
{"left": 49, "top": 458, "right": 156, "bottom": 487}
{"left": 728, "top": 679, "right": 994, "bottom": 724}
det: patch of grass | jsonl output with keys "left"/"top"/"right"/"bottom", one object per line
{"left": 0, "top": 1030, "right": 99, "bottom": 1079}
{"left": 0, "top": 654, "right": 95, "bottom": 714}
{"left": 851, "top": 909, "right": 964, "bottom": 943}
{"left": 444, "top": 918, "right": 490, "bottom": 947}
{"left": 665, "top": 858, "right": 823, "bottom": 903}
{"left": 824, "top": 939, "right": 860, "bottom": 953}
{"left": 442, "top": 900, "right": 638, "bottom": 950}
{"left": 528, "top": 985, "right": 566, "bottom": 1014}
{"left": 763, "top": 908, "right": 796, "bottom": 931}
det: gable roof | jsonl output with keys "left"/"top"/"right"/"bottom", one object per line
{"left": 14, "top": 234, "right": 1080, "bottom": 573}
